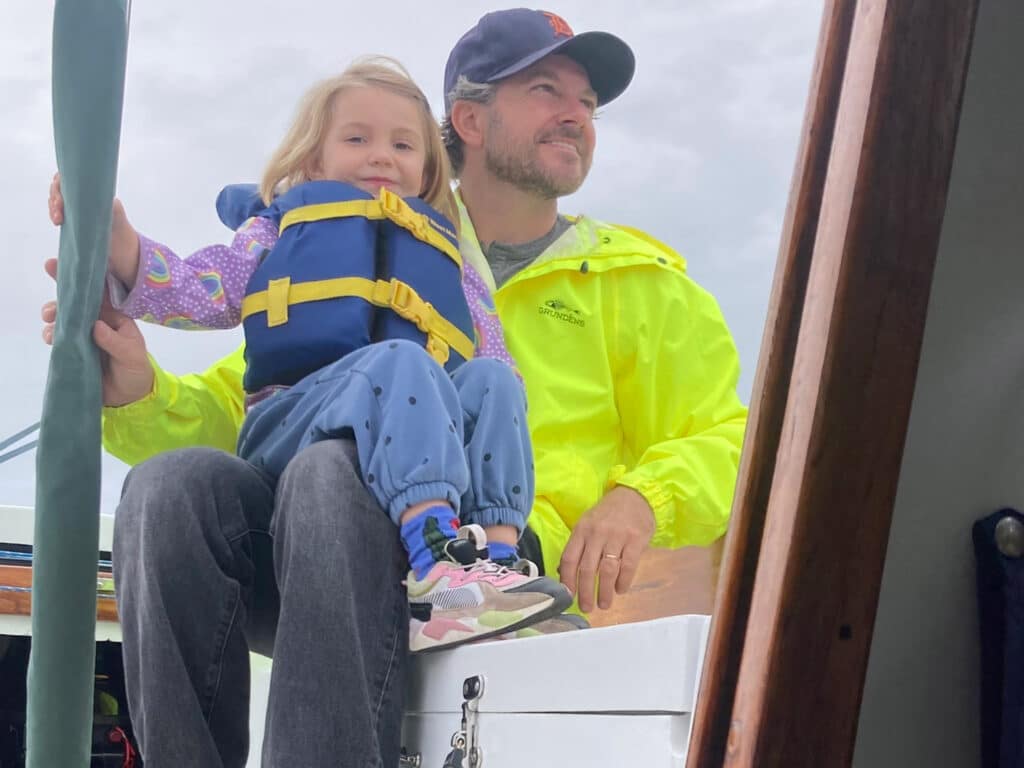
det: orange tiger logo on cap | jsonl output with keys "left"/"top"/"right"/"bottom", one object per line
{"left": 543, "top": 11, "right": 574, "bottom": 38}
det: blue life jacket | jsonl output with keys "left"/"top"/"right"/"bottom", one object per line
{"left": 216, "top": 180, "right": 474, "bottom": 393}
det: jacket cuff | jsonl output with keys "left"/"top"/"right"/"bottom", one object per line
{"left": 612, "top": 470, "right": 675, "bottom": 547}
{"left": 101, "top": 355, "right": 167, "bottom": 426}
{"left": 612, "top": 464, "right": 725, "bottom": 548}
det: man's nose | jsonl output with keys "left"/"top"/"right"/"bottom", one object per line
{"left": 558, "top": 97, "right": 591, "bottom": 127}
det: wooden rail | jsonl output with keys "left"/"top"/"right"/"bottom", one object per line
{"left": 688, "top": 1, "right": 980, "bottom": 765}
{"left": 0, "top": 565, "right": 119, "bottom": 623}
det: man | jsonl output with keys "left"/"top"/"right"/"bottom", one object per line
{"left": 43, "top": 9, "right": 746, "bottom": 767}
{"left": 438, "top": 9, "right": 746, "bottom": 613}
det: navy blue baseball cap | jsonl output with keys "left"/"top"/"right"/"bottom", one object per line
{"left": 443, "top": 9, "right": 635, "bottom": 111}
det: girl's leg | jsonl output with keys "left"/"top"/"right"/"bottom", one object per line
{"left": 238, "top": 339, "right": 468, "bottom": 520}
{"left": 450, "top": 358, "right": 534, "bottom": 562}
{"left": 240, "top": 341, "right": 568, "bottom": 651}
{"left": 451, "top": 358, "right": 589, "bottom": 639}
{"left": 239, "top": 341, "right": 465, "bottom": 580}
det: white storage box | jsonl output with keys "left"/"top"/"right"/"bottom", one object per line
{"left": 400, "top": 614, "right": 710, "bottom": 767}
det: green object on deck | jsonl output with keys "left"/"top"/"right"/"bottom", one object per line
{"left": 28, "top": 2, "right": 129, "bottom": 766}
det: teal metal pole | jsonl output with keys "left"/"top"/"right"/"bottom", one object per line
{"left": 27, "top": 2, "right": 129, "bottom": 765}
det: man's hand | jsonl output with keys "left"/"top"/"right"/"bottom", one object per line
{"left": 558, "top": 486, "right": 656, "bottom": 613}
{"left": 41, "top": 258, "right": 155, "bottom": 407}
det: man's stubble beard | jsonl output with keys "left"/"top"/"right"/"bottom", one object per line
{"left": 483, "top": 111, "right": 591, "bottom": 199}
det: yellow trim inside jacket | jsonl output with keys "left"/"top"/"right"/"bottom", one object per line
{"left": 102, "top": 201, "right": 748, "bottom": 579}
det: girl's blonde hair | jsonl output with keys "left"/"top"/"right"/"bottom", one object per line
{"left": 259, "top": 56, "right": 458, "bottom": 225}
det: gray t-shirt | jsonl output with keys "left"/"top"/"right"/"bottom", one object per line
{"left": 483, "top": 215, "right": 574, "bottom": 288}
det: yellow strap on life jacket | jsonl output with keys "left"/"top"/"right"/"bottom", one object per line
{"left": 240, "top": 276, "right": 475, "bottom": 366}
{"left": 265, "top": 277, "right": 291, "bottom": 327}
{"left": 277, "top": 188, "right": 462, "bottom": 268}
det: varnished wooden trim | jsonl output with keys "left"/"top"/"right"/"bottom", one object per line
{"left": 686, "top": 2, "right": 858, "bottom": 764}
{"left": 723, "top": 1, "right": 979, "bottom": 765}
{"left": 0, "top": 565, "right": 119, "bottom": 624}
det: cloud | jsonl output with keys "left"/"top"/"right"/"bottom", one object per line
{"left": 0, "top": 1, "right": 822, "bottom": 513}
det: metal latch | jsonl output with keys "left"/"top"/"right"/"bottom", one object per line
{"left": 442, "top": 675, "right": 485, "bottom": 768}
{"left": 398, "top": 748, "right": 422, "bottom": 768}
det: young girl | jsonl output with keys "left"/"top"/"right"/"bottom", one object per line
{"left": 55, "top": 57, "right": 570, "bottom": 652}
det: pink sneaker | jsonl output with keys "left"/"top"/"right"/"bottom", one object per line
{"left": 407, "top": 525, "right": 572, "bottom": 653}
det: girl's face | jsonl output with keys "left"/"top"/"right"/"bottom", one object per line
{"left": 311, "top": 85, "right": 427, "bottom": 199}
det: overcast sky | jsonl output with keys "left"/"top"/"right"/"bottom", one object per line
{"left": 0, "top": 1, "right": 823, "bottom": 515}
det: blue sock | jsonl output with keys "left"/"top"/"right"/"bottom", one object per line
{"left": 487, "top": 541, "right": 517, "bottom": 565}
{"left": 400, "top": 506, "right": 459, "bottom": 579}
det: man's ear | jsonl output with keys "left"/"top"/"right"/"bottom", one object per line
{"left": 450, "top": 100, "right": 486, "bottom": 150}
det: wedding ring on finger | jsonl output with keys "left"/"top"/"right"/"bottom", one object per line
{"left": 601, "top": 552, "right": 621, "bottom": 561}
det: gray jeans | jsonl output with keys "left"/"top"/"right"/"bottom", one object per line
{"left": 113, "top": 440, "right": 409, "bottom": 768}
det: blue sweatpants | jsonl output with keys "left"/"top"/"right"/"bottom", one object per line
{"left": 237, "top": 339, "right": 533, "bottom": 531}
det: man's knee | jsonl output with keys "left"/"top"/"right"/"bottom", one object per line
{"left": 121, "top": 447, "right": 239, "bottom": 501}
{"left": 277, "top": 440, "right": 393, "bottom": 541}
{"left": 115, "top": 448, "right": 256, "bottom": 561}
{"left": 278, "top": 439, "right": 360, "bottom": 491}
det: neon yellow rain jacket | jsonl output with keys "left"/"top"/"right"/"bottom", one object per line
{"left": 103, "top": 205, "right": 748, "bottom": 578}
